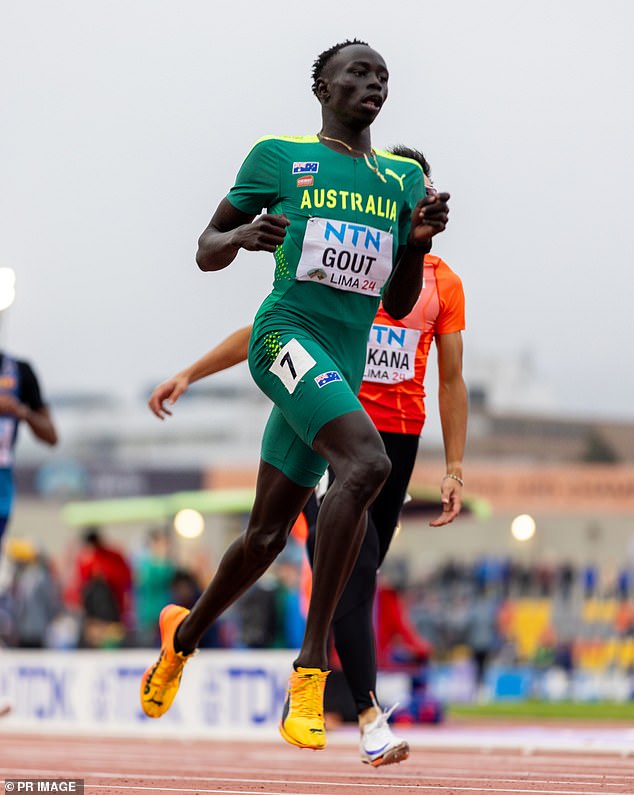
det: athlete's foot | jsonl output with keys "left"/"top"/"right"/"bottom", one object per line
{"left": 279, "top": 667, "right": 329, "bottom": 749}
{"left": 359, "top": 692, "right": 409, "bottom": 767}
{"left": 140, "top": 604, "right": 195, "bottom": 718}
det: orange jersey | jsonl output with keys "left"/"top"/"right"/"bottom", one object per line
{"left": 358, "top": 254, "right": 465, "bottom": 435}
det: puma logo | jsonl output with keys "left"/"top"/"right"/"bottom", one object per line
{"left": 385, "top": 169, "right": 406, "bottom": 191}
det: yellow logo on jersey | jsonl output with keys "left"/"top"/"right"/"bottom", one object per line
{"left": 299, "top": 189, "right": 398, "bottom": 221}
{"left": 385, "top": 169, "right": 406, "bottom": 191}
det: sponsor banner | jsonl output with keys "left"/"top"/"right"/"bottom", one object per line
{"left": 427, "top": 660, "right": 478, "bottom": 703}
{"left": 1, "top": 651, "right": 631, "bottom": 737}
{"left": 484, "top": 665, "right": 633, "bottom": 702}
{"left": 0, "top": 648, "right": 295, "bottom": 736}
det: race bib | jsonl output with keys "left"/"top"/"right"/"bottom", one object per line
{"left": 269, "top": 338, "right": 316, "bottom": 395}
{"left": 296, "top": 217, "right": 393, "bottom": 296}
{"left": 363, "top": 323, "right": 421, "bottom": 384}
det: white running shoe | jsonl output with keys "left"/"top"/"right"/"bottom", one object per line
{"left": 360, "top": 692, "right": 409, "bottom": 767}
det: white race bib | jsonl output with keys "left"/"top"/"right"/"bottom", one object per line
{"left": 363, "top": 323, "right": 421, "bottom": 384}
{"left": 269, "top": 338, "right": 316, "bottom": 395}
{"left": 296, "top": 217, "right": 393, "bottom": 296}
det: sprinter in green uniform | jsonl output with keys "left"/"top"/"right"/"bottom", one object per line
{"left": 140, "top": 39, "right": 450, "bottom": 752}
{"left": 232, "top": 135, "right": 427, "bottom": 485}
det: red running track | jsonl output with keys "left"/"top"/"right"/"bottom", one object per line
{"left": 1, "top": 726, "right": 634, "bottom": 795}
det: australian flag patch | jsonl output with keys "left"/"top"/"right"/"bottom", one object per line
{"left": 292, "top": 161, "right": 319, "bottom": 174}
{"left": 314, "top": 371, "right": 342, "bottom": 388}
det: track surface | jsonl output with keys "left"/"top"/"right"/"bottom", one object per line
{"left": 1, "top": 723, "right": 633, "bottom": 795}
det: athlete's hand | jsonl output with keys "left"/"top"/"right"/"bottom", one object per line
{"left": 0, "top": 394, "right": 26, "bottom": 418}
{"left": 234, "top": 213, "right": 290, "bottom": 253}
{"left": 408, "top": 193, "right": 450, "bottom": 248}
{"left": 429, "top": 474, "right": 462, "bottom": 527}
{"left": 148, "top": 376, "right": 189, "bottom": 420}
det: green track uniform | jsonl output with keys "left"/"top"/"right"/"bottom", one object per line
{"left": 227, "top": 135, "right": 425, "bottom": 486}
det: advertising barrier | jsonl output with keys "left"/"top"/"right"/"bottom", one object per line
{"left": 0, "top": 648, "right": 296, "bottom": 737}
{"left": 1, "top": 649, "right": 631, "bottom": 737}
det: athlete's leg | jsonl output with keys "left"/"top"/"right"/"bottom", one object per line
{"left": 349, "top": 432, "right": 419, "bottom": 732}
{"left": 141, "top": 413, "right": 319, "bottom": 722}
{"left": 306, "top": 432, "right": 420, "bottom": 710}
{"left": 294, "top": 410, "right": 390, "bottom": 671}
{"left": 331, "top": 514, "right": 380, "bottom": 709}
{"left": 305, "top": 506, "right": 378, "bottom": 712}
{"left": 329, "top": 432, "right": 419, "bottom": 765}
{"left": 371, "top": 432, "right": 420, "bottom": 566}
{"left": 176, "top": 459, "right": 312, "bottom": 653}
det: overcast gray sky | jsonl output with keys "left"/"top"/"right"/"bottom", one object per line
{"left": 1, "top": 0, "right": 633, "bottom": 420}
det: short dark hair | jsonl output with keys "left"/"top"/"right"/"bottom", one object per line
{"left": 311, "top": 39, "right": 369, "bottom": 97}
{"left": 387, "top": 145, "right": 432, "bottom": 178}
{"left": 82, "top": 526, "right": 102, "bottom": 547}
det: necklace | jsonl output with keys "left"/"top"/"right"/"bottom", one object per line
{"left": 318, "top": 133, "right": 387, "bottom": 183}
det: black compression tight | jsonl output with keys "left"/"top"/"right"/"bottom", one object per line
{"left": 306, "top": 431, "right": 420, "bottom": 713}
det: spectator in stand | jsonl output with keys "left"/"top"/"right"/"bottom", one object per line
{"left": 557, "top": 561, "right": 576, "bottom": 601}
{"left": 3, "top": 538, "right": 62, "bottom": 647}
{"left": 171, "top": 568, "right": 225, "bottom": 648}
{"left": 270, "top": 540, "right": 307, "bottom": 649}
{"left": 133, "top": 528, "right": 177, "bottom": 646}
{"left": 583, "top": 564, "right": 598, "bottom": 599}
{"left": 75, "top": 527, "right": 133, "bottom": 647}
{"left": 465, "top": 585, "right": 502, "bottom": 689}
{"left": 375, "top": 566, "right": 431, "bottom": 670}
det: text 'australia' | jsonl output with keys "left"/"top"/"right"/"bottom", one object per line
{"left": 300, "top": 189, "right": 398, "bottom": 221}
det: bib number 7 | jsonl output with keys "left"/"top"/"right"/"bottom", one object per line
{"left": 269, "top": 338, "right": 316, "bottom": 395}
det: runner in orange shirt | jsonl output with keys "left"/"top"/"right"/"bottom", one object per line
{"left": 148, "top": 146, "right": 466, "bottom": 766}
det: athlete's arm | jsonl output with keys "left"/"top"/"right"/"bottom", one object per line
{"left": 7, "top": 363, "right": 58, "bottom": 446}
{"left": 430, "top": 330, "right": 467, "bottom": 527}
{"left": 0, "top": 393, "right": 58, "bottom": 446}
{"left": 148, "top": 325, "right": 252, "bottom": 419}
{"left": 383, "top": 192, "right": 450, "bottom": 319}
{"left": 22, "top": 405, "right": 58, "bottom": 446}
{"left": 196, "top": 198, "right": 290, "bottom": 272}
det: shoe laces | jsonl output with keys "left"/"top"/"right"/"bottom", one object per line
{"left": 290, "top": 671, "right": 325, "bottom": 719}
{"left": 150, "top": 648, "right": 192, "bottom": 687}
{"left": 364, "top": 691, "right": 399, "bottom": 741}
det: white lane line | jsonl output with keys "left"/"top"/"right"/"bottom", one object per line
{"left": 1, "top": 766, "right": 632, "bottom": 787}
{"left": 2, "top": 774, "right": 628, "bottom": 795}
{"left": 78, "top": 785, "right": 634, "bottom": 795}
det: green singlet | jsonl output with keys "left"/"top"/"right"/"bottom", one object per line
{"left": 226, "top": 135, "right": 425, "bottom": 486}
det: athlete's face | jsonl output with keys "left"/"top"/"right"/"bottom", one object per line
{"left": 318, "top": 45, "right": 389, "bottom": 127}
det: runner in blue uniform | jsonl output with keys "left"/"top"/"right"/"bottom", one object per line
{"left": 0, "top": 351, "right": 57, "bottom": 544}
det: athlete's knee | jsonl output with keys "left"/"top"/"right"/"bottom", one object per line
{"left": 243, "top": 522, "right": 289, "bottom": 565}
{"left": 343, "top": 448, "right": 391, "bottom": 503}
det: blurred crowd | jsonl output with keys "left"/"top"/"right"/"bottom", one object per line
{"left": 0, "top": 526, "right": 304, "bottom": 653}
{"left": 2, "top": 529, "right": 634, "bottom": 681}
{"left": 405, "top": 556, "right": 634, "bottom": 678}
